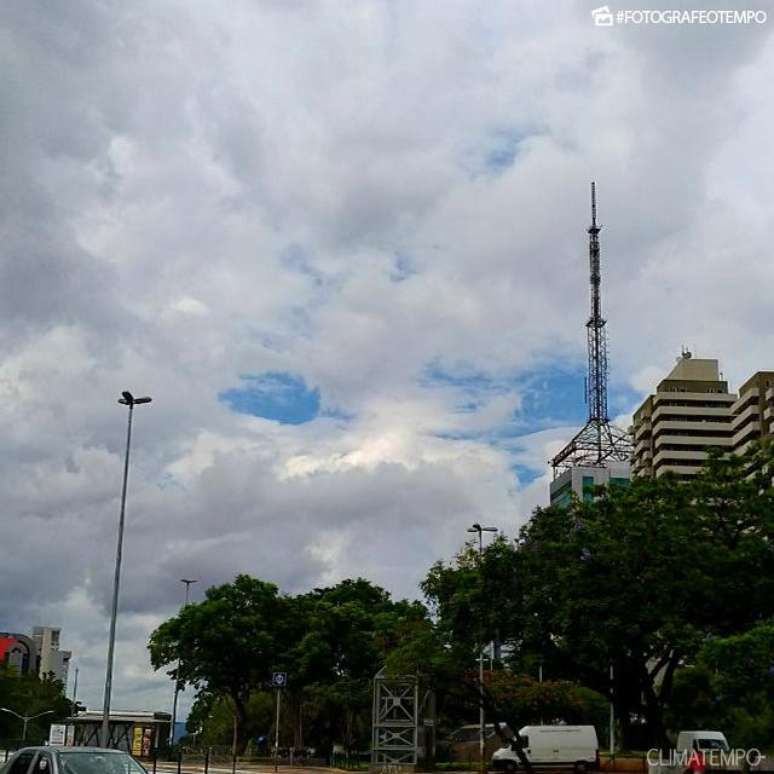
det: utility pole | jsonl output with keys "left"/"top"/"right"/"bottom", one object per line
{"left": 170, "top": 578, "right": 198, "bottom": 747}
{"left": 467, "top": 523, "right": 498, "bottom": 774}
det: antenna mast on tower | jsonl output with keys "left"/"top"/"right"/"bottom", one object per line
{"left": 551, "top": 182, "right": 632, "bottom": 474}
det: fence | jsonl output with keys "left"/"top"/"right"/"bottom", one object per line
{"left": 146, "top": 746, "right": 333, "bottom": 773}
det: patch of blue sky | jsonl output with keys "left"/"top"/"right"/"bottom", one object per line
{"left": 279, "top": 243, "right": 323, "bottom": 286}
{"left": 515, "top": 365, "right": 587, "bottom": 435}
{"left": 485, "top": 135, "right": 521, "bottom": 171}
{"left": 422, "top": 361, "right": 588, "bottom": 437}
{"left": 219, "top": 372, "right": 320, "bottom": 425}
{"left": 421, "top": 362, "right": 510, "bottom": 394}
{"left": 318, "top": 406, "right": 356, "bottom": 423}
{"left": 390, "top": 252, "right": 416, "bottom": 282}
{"left": 510, "top": 462, "right": 544, "bottom": 487}
{"left": 425, "top": 358, "right": 637, "bottom": 488}
{"left": 461, "top": 125, "right": 545, "bottom": 178}
{"left": 609, "top": 383, "right": 644, "bottom": 419}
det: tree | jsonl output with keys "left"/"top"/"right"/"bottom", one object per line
{"left": 186, "top": 690, "right": 275, "bottom": 749}
{"left": 519, "top": 443, "right": 774, "bottom": 747}
{"left": 485, "top": 673, "right": 607, "bottom": 730}
{"left": 148, "top": 574, "right": 291, "bottom": 752}
{"left": 280, "top": 578, "right": 426, "bottom": 756}
{"left": 0, "top": 665, "right": 71, "bottom": 744}
{"left": 151, "top": 576, "right": 424, "bottom": 757}
{"left": 387, "top": 542, "right": 530, "bottom": 771}
{"left": 413, "top": 444, "right": 774, "bottom": 748}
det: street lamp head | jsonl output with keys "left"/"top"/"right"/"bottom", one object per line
{"left": 180, "top": 578, "right": 198, "bottom": 585}
{"left": 468, "top": 523, "right": 482, "bottom": 533}
{"left": 118, "top": 392, "right": 152, "bottom": 406}
{"left": 481, "top": 526, "right": 498, "bottom": 533}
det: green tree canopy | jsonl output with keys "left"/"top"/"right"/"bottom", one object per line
{"left": 149, "top": 574, "right": 290, "bottom": 751}
{"left": 0, "top": 665, "right": 71, "bottom": 745}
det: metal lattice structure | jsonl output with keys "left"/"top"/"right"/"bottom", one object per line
{"left": 551, "top": 183, "right": 633, "bottom": 474}
{"left": 371, "top": 669, "right": 419, "bottom": 768}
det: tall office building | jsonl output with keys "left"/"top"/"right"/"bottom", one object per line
{"left": 631, "top": 353, "right": 736, "bottom": 479}
{"left": 730, "top": 371, "right": 774, "bottom": 454}
{"left": 32, "top": 626, "right": 71, "bottom": 686}
{"left": 632, "top": 355, "right": 774, "bottom": 479}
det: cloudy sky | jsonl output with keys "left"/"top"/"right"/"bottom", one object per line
{"left": 2, "top": 0, "right": 773, "bottom": 717}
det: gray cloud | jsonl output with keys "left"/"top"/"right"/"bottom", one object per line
{"left": 1, "top": 0, "right": 773, "bottom": 715}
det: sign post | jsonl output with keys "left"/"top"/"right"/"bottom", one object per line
{"left": 271, "top": 673, "right": 287, "bottom": 773}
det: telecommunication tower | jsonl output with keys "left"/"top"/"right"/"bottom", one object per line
{"left": 551, "top": 183, "right": 633, "bottom": 474}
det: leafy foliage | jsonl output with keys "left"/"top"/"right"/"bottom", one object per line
{"left": 0, "top": 665, "right": 71, "bottom": 745}
{"left": 149, "top": 575, "right": 422, "bottom": 754}
{"left": 149, "top": 444, "right": 774, "bottom": 754}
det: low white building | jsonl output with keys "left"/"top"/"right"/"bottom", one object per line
{"left": 549, "top": 461, "right": 631, "bottom": 508}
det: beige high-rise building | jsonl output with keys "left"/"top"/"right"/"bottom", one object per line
{"left": 631, "top": 353, "right": 736, "bottom": 479}
{"left": 632, "top": 355, "right": 774, "bottom": 479}
{"left": 731, "top": 371, "right": 774, "bottom": 454}
{"left": 32, "top": 626, "right": 71, "bottom": 686}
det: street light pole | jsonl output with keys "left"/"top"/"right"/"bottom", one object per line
{"left": 609, "top": 662, "right": 615, "bottom": 758}
{"left": 72, "top": 667, "right": 80, "bottom": 712}
{"left": 101, "top": 391, "right": 152, "bottom": 749}
{"left": 467, "top": 523, "right": 498, "bottom": 774}
{"left": 170, "top": 578, "right": 198, "bottom": 747}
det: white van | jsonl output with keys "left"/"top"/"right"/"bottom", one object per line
{"left": 491, "top": 725, "right": 599, "bottom": 772}
{"left": 675, "top": 731, "right": 729, "bottom": 754}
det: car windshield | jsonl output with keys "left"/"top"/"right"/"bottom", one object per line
{"left": 58, "top": 752, "right": 146, "bottom": 774}
{"left": 697, "top": 739, "right": 729, "bottom": 752}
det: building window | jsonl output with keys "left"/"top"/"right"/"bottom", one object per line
{"left": 582, "top": 476, "right": 595, "bottom": 502}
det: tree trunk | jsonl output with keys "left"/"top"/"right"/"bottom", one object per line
{"left": 640, "top": 665, "right": 669, "bottom": 749}
{"left": 231, "top": 694, "right": 249, "bottom": 756}
{"left": 292, "top": 696, "right": 304, "bottom": 752}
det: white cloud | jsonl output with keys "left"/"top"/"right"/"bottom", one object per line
{"left": 1, "top": 0, "right": 773, "bottom": 718}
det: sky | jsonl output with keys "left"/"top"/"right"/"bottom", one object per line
{"left": 1, "top": 0, "right": 773, "bottom": 720}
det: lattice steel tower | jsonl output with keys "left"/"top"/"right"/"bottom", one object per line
{"left": 551, "top": 182, "right": 632, "bottom": 473}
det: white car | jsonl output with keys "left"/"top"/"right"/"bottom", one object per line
{"left": 0, "top": 747, "right": 148, "bottom": 774}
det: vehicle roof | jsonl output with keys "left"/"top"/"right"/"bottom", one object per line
{"left": 679, "top": 731, "right": 727, "bottom": 737}
{"left": 12, "top": 747, "right": 127, "bottom": 754}
{"left": 520, "top": 725, "right": 595, "bottom": 730}
{"left": 519, "top": 725, "right": 596, "bottom": 733}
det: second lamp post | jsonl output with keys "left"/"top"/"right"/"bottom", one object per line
{"left": 170, "top": 578, "right": 198, "bottom": 747}
{"left": 467, "top": 522, "right": 498, "bottom": 774}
